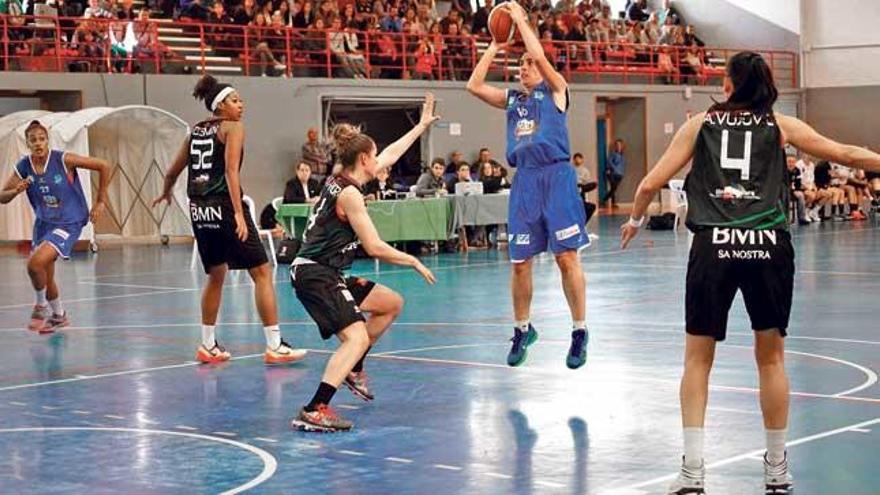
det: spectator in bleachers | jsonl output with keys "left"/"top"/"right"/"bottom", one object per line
{"left": 416, "top": 157, "right": 448, "bottom": 197}
{"left": 180, "top": 0, "right": 209, "bottom": 21}
{"left": 683, "top": 24, "right": 704, "bottom": 48}
{"left": 412, "top": 35, "right": 437, "bottom": 80}
{"left": 75, "top": 27, "right": 104, "bottom": 70}
{"left": 117, "top": 0, "right": 136, "bottom": 20}
{"left": 278, "top": 0, "right": 291, "bottom": 26}
{"left": 796, "top": 154, "right": 829, "bottom": 222}
{"left": 626, "top": 0, "right": 649, "bottom": 23}
{"left": 657, "top": 0, "right": 682, "bottom": 26}
{"left": 317, "top": 0, "right": 336, "bottom": 24}
{"left": 450, "top": 0, "right": 471, "bottom": 17}
{"left": 232, "top": 0, "right": 257, "bottom": 25}
{"left": 470, "top": 0, "right": 491, "bottom": 36}
{"left": 293, "top": 0, "right": 315, "bottom": 28}
{"left": 208, "top": 2, "right": 236, "bottom": 57}
{"left": 379, "top": 4, "right": 403, "bottom": 32}
{"left": 83, "top": 0, "right": 113, "bottom": 18}
{"left": 300, "top": 17, "right": 329, "bottom": 74}
{"left": 645, "top": 12, "right": 660, "bottom": 43}
{"left": 371, "top": 25, "right": 402, "bottom": 78}
{"left": 134, "top": 8, "right": 175, "bottom": 65}
{"left": 329, "top": 15, "right": 369, "bottom": 78}
{"left": 658, "top": 17, "right": 678, "bottom": 45}
{"left": 439, "top": 8, "right": 460, "bottom": 35}
{"left": 442, "top": 21, "right": 468, "bottom": 80}
{"left": 341, "top": 2, "right": 356, "bottom": 27}
{"left": 248, "top": 13, "right": 283, "bottom": 76}
{"left": 284, "top": 162, "right": 322, "bottom": 204}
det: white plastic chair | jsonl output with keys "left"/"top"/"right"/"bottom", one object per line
{"left": 668, "top": 179, "right": 688, "bottom": 231}
{"left": 245, "top": 195, "right": 277, "bottom": 266}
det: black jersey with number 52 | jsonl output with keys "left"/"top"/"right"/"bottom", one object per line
{"left": 297, "top": 174, "right": 363, "bottom": 271}
{"left": 187, "top": 119, "right": 243, "bottom": 199}
{"left": 685, "top": 109, "right": 789, "bottom": 231}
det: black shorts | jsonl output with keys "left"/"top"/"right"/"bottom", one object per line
{"left": 866, "top": 171, "right": 880, "bottom": 181}
{"left": 686, "top": 228, "right": 795, "bottom": 341}
{"left": 190, "top": 197, "right": 268, "bottom": 273}
{"left": 291, "top": 262, "right": 376, "bottom": 340}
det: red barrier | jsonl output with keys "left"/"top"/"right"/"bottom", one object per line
{"left": 0, "top": 15, "right": 797, "bottom": 87}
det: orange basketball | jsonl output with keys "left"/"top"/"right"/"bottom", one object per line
{"left": 488, "top": 5, "right": 516, "bottom": 44}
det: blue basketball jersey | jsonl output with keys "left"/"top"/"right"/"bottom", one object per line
{"left": 15, "top": 150, "right": 89, "bottom": 225}
{"left": 505, "top": 81, "right": 571, "bottom": 169}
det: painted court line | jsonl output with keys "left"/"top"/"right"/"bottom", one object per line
{"left": 535, "top": 480, "right": 567, "bottom": 489}
{"left": 212, "top": 431, "right": 238, "bottom": 437}
{"left": 484, "top": 472, "right": 513, "bottom": 480}
{"left": 79, "top": 281, "right": 188, "bottom": 291}
{"left": 385, "top": 456, "right": 414, "bottom": 464}
{"left": 174, "top": 425, "right": 198, "bottom": 431}
{"left": 614, "top": 417, "right": 880, "bottom": 492}
{"left": 0, "top": 289, "right": 191, "bottom": 311}
{"left": 335, "top": 404, "right": 360, "bottom": 410}
{"left": 103, "top": 414, "right": 125, "bottom": 420}
{"left": 0, "top": 427, "right": 277, "bottom": 495}
{"left": 72, "top": 410, "right": 91, "bottom": 415}
{"left": 339, "top": 450, "right": 366, "bottom": 457}
{"left": 850, "top": 428, "right": 871, "bottom": 433}
{"left": 433, "top": 464, "right": 463, "bottom": 471}
{"left": 253, "top": 437, "right": 278, "bottom": 444}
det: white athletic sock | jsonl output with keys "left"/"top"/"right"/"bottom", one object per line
{"left": 48, "top": 298, "right": 63, "bottom": 316}
{"left": 201, "top": 325, "right": 216, "bottom": 349}
{"left": 765, "top": 428, "right": 787, "bottom": 465}
{"left": 573, "top": 320, "right": 586, "bottom": 330}
{"left": 515, "top": 319, "right": 530, "bottom": 331}
{"left": 683, "top": 427, "right": 704, "bottom": 469}
{"left": 264, "top": 325, "right": 281, "bottom": 349}
{"left": 35, "top": 288, "right": 47, "bottom": 306}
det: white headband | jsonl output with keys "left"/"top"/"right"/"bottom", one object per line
{"left": 211, "top": 86, "right": 236, "bottom": 111}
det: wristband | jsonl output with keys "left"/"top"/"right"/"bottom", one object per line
{"left": 628, "top": 216, "right": 644, "bottom": 228}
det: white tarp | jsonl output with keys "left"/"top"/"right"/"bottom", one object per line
{"left": 1, "top": 106, "right": 190, "bottom": 241}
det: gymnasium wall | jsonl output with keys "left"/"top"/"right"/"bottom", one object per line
{"left": 669, "top": 0, "right": 799, "bottom": 52}
{"left": 798, "top": 1, "right": 880, "bottom": 148}
{"left": 0, "top": 73, "right": 800, "bottom": 208}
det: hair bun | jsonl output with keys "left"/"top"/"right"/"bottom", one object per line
{"left": 331, "top": 123, "right": 362, "bottom": 154}
{"left": 192, "top": 74, "right": 219, "bottom": 101}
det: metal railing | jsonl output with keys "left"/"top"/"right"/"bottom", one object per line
{"left": 0, "top": 15, "right": 798, "bottom": 87}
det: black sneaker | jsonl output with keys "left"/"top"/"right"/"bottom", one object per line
{"left": 507, "top": 324, "right": 538, "bottom": 367}
{"left": 566, "top": 328, "right": 589, "bottom": 369}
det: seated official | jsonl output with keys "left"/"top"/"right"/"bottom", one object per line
{"left": 284, "top": 162, "right": 321, "bottom": 204}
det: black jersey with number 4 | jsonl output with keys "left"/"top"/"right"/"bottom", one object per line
{"left": 187, "top": 119, "right": 243, "bottom": 199}
{"left": 297, "top": 174, "right": 363, "bottom": 271}
{"left": 685, "top": 109, "right": 789, "bottom": 231}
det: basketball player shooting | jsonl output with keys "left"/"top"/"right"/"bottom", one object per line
{"left": 466, "top": 1, "right": 591, "bottom": 370}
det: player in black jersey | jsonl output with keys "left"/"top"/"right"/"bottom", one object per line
{"left": 290, "top": 95, "right": 439, "bottom": 433}
{"left": 153, "top": 75, "right": 306, "bottom": 366}
{"left": 619, "top": 52, "right": 880, "bottom": 495}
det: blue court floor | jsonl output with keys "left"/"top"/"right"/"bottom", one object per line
{"left": 0, "top": 216, "right": 877, "bottom": 494}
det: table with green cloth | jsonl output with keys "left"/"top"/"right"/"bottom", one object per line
{"left": 276, "top": 198, "right": 453, "bottom": 242}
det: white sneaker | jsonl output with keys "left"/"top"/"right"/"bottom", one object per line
{"left": 809, "top": 208, "right": 822, "bottom": 222}
{"left": 668, "top": 458, "right": 706, "bottom": 494}
{"left": 764, "top": 452, "right": 793, "bottom": 494}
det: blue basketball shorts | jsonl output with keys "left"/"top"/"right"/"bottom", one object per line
{"left": 32, "top": 220, "right": 85, "bottom": 259}
{"left": 508, "top": 162, "right": 589, "bottom": 262}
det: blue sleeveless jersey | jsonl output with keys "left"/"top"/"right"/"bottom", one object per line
{"left": 14, "top": 150, "right": 89, "bottom": 225}
{"left": 505, "top": 81, "right": 571, "bottom": 169}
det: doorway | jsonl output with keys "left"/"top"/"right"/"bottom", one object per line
{"left": 322, "top": 97, "right": 429, "bottom": 183}
{"left": 595, "top": 96, "right": 647, "bottom": 207}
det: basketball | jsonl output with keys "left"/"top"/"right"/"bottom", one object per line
{"left": 488, "top": 5, "right": 516, "bottom": 44}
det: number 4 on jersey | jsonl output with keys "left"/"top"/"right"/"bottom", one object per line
{"left": 720, "top": 130, "right": 752, "bottom": 180}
